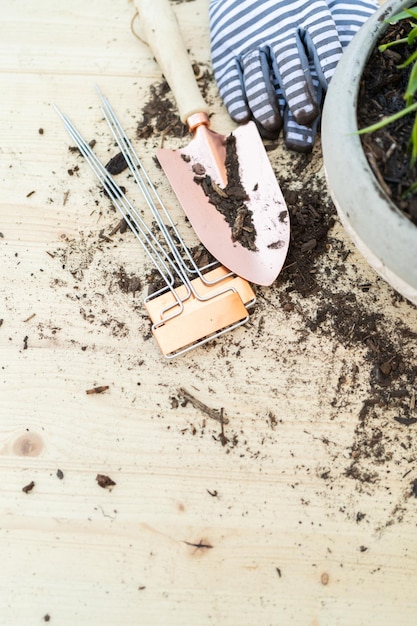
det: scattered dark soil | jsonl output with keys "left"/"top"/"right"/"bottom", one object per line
{"left": 266, "top": 147, "right": 417, "bottom": 486}
{"left": 191, "top": 135, "right": 257, "bottom": 251}
{"left": 136, "top": 70, "right": 214, "bottom": 141}
{"left": 116, "top": 267, "right": 142, "bottom": 294}
{"left": 105, "top": 152, "right": 128, "bottom": 175}
{"left": 277, "top": 155, "right": 336, "bottom": 297}
{"left": 57, "top": 66, "right": 417, "bottom": 500}
{"left": 136, "top": 81, "right": 188, "bottom": 140}
{"left": 96, "top": 474, "right": 116, "bottom": 489}
{"left": 309, "top": 286, "right": 417, "bottom": 482}
{"left": 357, "top": 18, "right": 417, "bottom": 224}
{"left": 22, "top": 481, "right": 35, "bottom": 494}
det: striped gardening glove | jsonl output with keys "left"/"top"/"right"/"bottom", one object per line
{"left": 209, "top": 0, "right": 379, "bottom": 151}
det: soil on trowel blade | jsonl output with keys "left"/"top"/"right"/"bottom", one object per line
{"left": 191, "top": 135, "right": 257, "bottom": 251}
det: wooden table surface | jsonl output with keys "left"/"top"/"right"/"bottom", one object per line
{"left": 2, "top": 1, "right": 417, "bottom": 624}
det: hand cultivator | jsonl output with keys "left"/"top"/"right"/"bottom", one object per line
{"left": 55, "top": 90, "right": 256, "bottom": 358}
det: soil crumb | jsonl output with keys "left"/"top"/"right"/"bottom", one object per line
{"left": 22, "top": 481, "right": 35, "bottom": 494}
{"left": 116, "top": 267, "right": 142, "bottom": 294}
{"left": 96, "top": 474, "right": 116, "bottom": 489}
{"left": 105, "top": 152, "right": 128, "bottom": 175}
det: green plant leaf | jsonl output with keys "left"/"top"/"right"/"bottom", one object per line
{"left": 409, "top": 115, "right": 417, "bottom": 166}
{"left": 404, "top": 61, "right": 417, "bottom": 103}
{"left": 387, "top": 6, "right": 417, "bottom": 24}
{"left": 379, "top": 37, "right": 408, "bottom": 52}
{"left": 399, "top": 47, "right": 417, "bottom": 68}
{"left": 405, "top": 7, "right": 417, "bottom": 20}
{"left": 357, "top": 102, "right": 417, "bottom": 135}
{"left": 408, "top": 25, "right": 417, "bottom": 45}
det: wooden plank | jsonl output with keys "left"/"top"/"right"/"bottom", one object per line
{"left": 2, "top": 0, "right": 417, "bottom": 625}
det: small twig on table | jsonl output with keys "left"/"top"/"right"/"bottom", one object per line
{"left": 218, "top": 408, "right": 229, "bottom": 447}
{"left": 177, "top": 387, "right": 228, "bottom": 424}
{"left": 160, "top": 121, "right": 179, "bottom": 149}
{"left": 109, "top": 218, "right": 128, "bottom": 237}
{"left": 183, "top": 539, "right": 213, "bottom": 550}
{"left": 86, "top": 385, "right": 109, "bottom": 395}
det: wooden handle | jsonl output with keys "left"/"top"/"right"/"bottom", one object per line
{"left": 133, "top": 0, "right": 209, "bottom": 123}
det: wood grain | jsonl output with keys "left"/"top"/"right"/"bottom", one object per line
{"left": 1, "top": 1, "right": 417, "bottom": 625}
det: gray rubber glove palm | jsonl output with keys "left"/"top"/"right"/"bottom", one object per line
{"left": 210, "top": 0, "right": 378, "bottom": 151}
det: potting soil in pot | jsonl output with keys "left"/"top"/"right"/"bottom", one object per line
{"left": 357, "top": 17, "right": 417, "bottom": 225}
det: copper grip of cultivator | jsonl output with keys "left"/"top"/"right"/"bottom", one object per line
{"left": 145, "top": 266, "right": 255, "bottom": 358}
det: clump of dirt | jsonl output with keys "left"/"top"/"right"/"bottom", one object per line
{"left": 191, "top": 135, "right": 257, "bottom": 251}
{"left": 105, "top": 152, "right": 128, "bottom": 175}
{"left": 357, "top": 18, "right": 417, "bottom": 224}
{"left": 115, "top": 267, "right": 142, "bottom": 294}
{"left": 136, "top": 81, "right": 187, "bottom": 140}
{"left": 136, "top": 67, "right": 214, "bottom": 142}
{"left": 136, "top": 81, "right": 188, "bottom": 139}
{"left": 96, "top": 474, "right": 116, "bottom": 489}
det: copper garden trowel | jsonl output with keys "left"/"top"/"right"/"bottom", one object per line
{"left": 134, "top": 0, "right": 290, "bottom": 286}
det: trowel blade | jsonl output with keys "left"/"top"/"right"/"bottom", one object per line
{"left": 157, "top": 121, "right": 290, "bottom": 286}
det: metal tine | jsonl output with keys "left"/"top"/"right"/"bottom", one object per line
{"left": 72, "top": 95, "right": 195, "bottom": 316}
{"left": 54, "top": 105, "right": 191, "bottom": 321}
{"left": 97, "top": 87, "right": 210, "bottom": 279}
{"left": 95, "top": 87, "right": 235, "bottom": 292}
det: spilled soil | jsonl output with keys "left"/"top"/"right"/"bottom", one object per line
{"left": 132, "top": 77, "right": 417, "bottom": 492}
{"left": 56, "top": 63, "right": 417, "bottom": 514}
